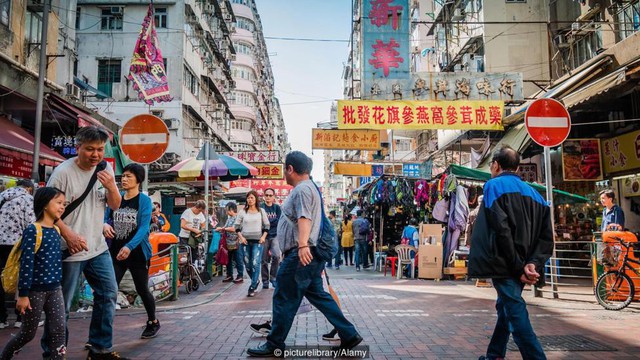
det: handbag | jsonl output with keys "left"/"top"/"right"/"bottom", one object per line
{"left": 188, "top": 231, "right": 203, "bottom": 248}
{"left": 215, "top": 235, "right": 229, "bottom": 266}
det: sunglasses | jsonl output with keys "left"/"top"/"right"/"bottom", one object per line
{"left": 264, "top": 194, "right": 274, "bottom": 197}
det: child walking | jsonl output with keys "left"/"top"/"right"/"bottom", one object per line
{"left": 1, "top": 187, "right": 66, "bottom": 359}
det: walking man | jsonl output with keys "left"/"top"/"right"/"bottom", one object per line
{"left": 351, "top": 210, "right": 370, "bottom": 271}
{"left": 43, "top": 126, "right": 124, "bottom": 360}
{"left": 327, "top": 210, "right": 342, "bottom": 270}
{"left": 0, "top": 179, "right": 35, "bottom": 328}
{"left": 247, "top": 151, "right": 362, "bottom": 357}
{"left": 469, "top": 146, "right": 553, "bottom": 360}
{"left": 260, "top": 188, "right": 281, "bottom": 289}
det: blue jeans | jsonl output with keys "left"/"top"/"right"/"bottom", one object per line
{"left": 326, "top": 245, "right": 343, "bottom": 268}
{"left": 41, "top": 251, "right": 118, "bottom": 355}
{"left": 243, "top": 241, "right": 262, "bottom": 291}
{"left": 486, "top": 277, "right": 546, "bottom": 360}
{"left": 267, "top": 248, "right": 358, "bottom": 350}
{"left": 354, "top": 240, "right": 368, "bottom": 268}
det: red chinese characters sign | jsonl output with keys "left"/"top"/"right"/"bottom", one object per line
{"left": 253, "top": 164, "right": 284, "bottom": 179}
{"left": 230, "top": 179, "right": 293, "bottom": 198}
{"left": 338, "top": 100, "right": 504, "bottom": 130}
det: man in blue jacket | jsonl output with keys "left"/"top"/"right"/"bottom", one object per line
{"left": 469, "top": 146, "right": 553, "bottom": 360}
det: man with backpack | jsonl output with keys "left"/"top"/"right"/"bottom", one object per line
{"left": 247, "top": 151, "right": 362, "bottom": 357}
{"left": 351, "top": 210, "right": 370, "bottom": 271}
{"left": 0, "top": 179, "right": 35, "bottom": 328}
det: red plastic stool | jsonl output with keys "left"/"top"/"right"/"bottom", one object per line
{"left": 384, "top": 256, "right": 398, "bottom": 277}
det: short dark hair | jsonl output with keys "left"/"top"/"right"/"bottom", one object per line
{"left": 409, "top": 218, "right": 418, "bottom": 226}
{"left": 225, "top": 202, "right": 237, "bottom": 212}
{"left": 153, "top": 202, "right": 161, "bottom": 209}
{"left": 356, "top": 210, "right": 363, "bottom": 217}
{"left": 285, "top": 151, "right": 313, "bottom": 175}
{"left": 16, "top": 179, "right": 34, "bottom": 189}
{"left": 491, "top": 146, "right": 520, "bottom": 171}
{"left": 329, "top": 210, "right": 336, "bottom": 217}
{"left": 194, "top": 200, "right": 206, "bottom": 210}
{"left": 599, "top": 189, "right": 615, "bottom": 201}
{"left": 123, "top": 163, "right": 145, "bottom": 184}
{"left": 33, "top": 187, "right": 65, "bottom": 221}
{"left": 264, "top": 188, "right": 275, "bottom": 195}
{"left": 76, "top": 126, "right": 109, "bottom": 147}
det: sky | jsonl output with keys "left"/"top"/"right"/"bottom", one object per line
{"left": 256, "top": 0, "right": 352, "bottom": 183}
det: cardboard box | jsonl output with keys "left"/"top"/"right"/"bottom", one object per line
{"left": 454, "top": 260, "right": 466, "bottom": 268}
{"left": 419, "top": 224, "right": 443, "bottom": 245}
{"left": 418, "top": 244, "right": 443, "bottom": 279}
{"left": 443, "top": 267, "right": 468, "bottom": 275}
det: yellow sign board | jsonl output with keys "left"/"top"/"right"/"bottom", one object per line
{"left": 337, "top": 100, "right": 504, "bottom": 130}
{"left": 333, "top": 163, "right": 372, "bottom": 176}
{"left": 602, "top": 130, "right": 640, "bottom": 174}
{"left": 253, "top": 164, "right": 284, "bottom": 179}
{"left": 312, "top": 129, "right": 381, "bottom": 150}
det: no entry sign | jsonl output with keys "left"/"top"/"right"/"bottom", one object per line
{"left": 525, "top": 99, "right": 571, "bottom": 148}
{"left": 120, "top": 114, "right": 169, "bottom": 164}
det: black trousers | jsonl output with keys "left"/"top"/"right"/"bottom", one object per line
{"left": 0, "top": 245, "right": 19, "bottom": 323}
{"left": 113, "top": 261, "right": 156, "bottom": 322}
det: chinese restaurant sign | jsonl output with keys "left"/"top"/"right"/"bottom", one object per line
{"left": 337, "top": 100, "right": 504, "bottom": 130}
{"left": 366, "top": 72, "right": 524, "bottom": 101}
{"left": 312, "top": 129, "right": 381, "bottom": 150}
{"left": 253, "top": 164, "right": 284, "bottom": 179}
{"left": 230, "top": 179, "right": 293, "bottom": 197}
{"left": 362, "top": 0, "right": 410, "bottom": 100}
{"left": 0, "top": 153, "right": 32, "bottom": 178}
{"left": 221, "top": 151, "right": 280, "bottom": 163}
{"left": 602, "top": 130, "right": 640, "bottom": 174}
{"left": 562, "top": 139, "right": 603, "bottom": 181}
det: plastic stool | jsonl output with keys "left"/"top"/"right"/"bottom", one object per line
{"left": 384, "top": 256, "right": 398, "bottom": 277}
{"left": 374, "top": 252, "right": 387, "bottom": 271}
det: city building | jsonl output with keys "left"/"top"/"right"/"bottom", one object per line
{"left": 75, "top": 0, "right": 237, "bottom": 171}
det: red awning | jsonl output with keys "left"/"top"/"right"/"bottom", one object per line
{"left": 0, "top": 116, "right": 66, "bottom": 167}
{"left": 46, "top": 94, "right": 114, "bottom": 138}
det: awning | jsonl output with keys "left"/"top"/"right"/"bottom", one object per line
{"left": 0, "top": 116, "right": 66, "bottom": 167}
{"left": 46, "top": 94, "right": 114, "bottom": 137}
{"left": 561, "top": 67, "right": 627, "bottom": 109}
{"left": 528, "top": 182, "right": 590, "bottom": 204}
{"left": 74, "top": 76, "right": 110, "bottom": 99}
{"left": 447, "top": 164, "right": 491, "bottom": 182}
{"left": 477, "top": 124, "right": 530, "bottom": 171}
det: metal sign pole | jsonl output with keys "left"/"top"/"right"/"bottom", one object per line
{"left": 204, "top": 141, "right": 210, "bottom": 235}
{"left": 543, "top": 146, "right": 559, "bottom": 298}
{"left": 142, "top": 165, "right": 149, "bottom": 194}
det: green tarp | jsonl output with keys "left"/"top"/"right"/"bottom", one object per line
{"left": 104, "top": 137, "right": 131, "bottom": 175}
{"left": 448, "top": 164, "right": 491, "bottom": 181}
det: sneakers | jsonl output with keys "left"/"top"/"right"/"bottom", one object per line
{"left": 322, "top": 328, "right": 339, "bottom": 341}
{"left": 250, "top": 320, "right": 272, "bottom": 336}
{"left": 222, "top": 276, "right": 233, "bottom": 283}
{"left": 233, "top": 277, "right": 244, "bottom": 284}
{"left": 356, "top": 267, "right": 360, "bottom": 272}
{"left": 13, "top": 321, "right": 21, "bottom": 328}
{"left": 247, "top": 289, "right": 256, "bottom": 297}
{"left": 0, "top": 322, "right": 8, "bottom": 329}
{"left": 38, "top": 320, "right": 45, "bottom": 327}
{"left": 86, "top": 351, "right": 129, "bottom": 360}
{"left": 141, "top": 320, "right": 160, "bottom": 339}
{"left": 262, "top": 282, "right": 269, "bottom": 290}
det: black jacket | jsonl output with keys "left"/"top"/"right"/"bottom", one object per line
{"left": 468, "top": 173, "right": 554, "bottom": 281}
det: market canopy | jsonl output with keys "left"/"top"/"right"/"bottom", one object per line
{"left": 447, "top": 164, "right": 491, "bottom": 182}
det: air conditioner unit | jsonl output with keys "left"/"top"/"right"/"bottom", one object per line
{"left": 224, "top": 14, "right": 232, "bottom": 22}
{"left": 229, "top": 54, "right": 236, "bottom": 61}
{"left": 215, "top": 104, "right": 225, "bottom": 111}
{"left": 451, "top": 8, "right": 465, "bottom": 21}
{"left": 228, "top": 80, "right": 236, "bottom": 88}
{"left": 111, "top": 6, "right": 123, "bottom": 15}
{"left": 66, "top": 83, "right": 80, "bottom": 99}
{"left": 199, "top": 122, "right": 208, "bottom": 130}
{"left": 204, "top": 4, "right": 215, "bottom": 14}
{"left": 229, "top": 24, "right": 236, "bottom": 33}
{"left": 163, "top": 118, "right": 180, "bottom": 130}
{"left": 554, "top": 34, "right": 570, "bottom": 48}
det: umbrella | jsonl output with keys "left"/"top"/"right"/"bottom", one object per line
{"left": 324, "top": 270, "right": 341, "bottom": 308}
{"left": 167, "top": 155, "right": 258, "bottom": 181}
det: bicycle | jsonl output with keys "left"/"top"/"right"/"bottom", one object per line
{"left": 594, "top": 236, "right": 640, "bottom": 310}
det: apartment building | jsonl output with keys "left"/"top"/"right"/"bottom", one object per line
{"left": 75, "top": 0, "right": 236, "bottom": 170}
{"left": 229, "top": 0, "right": 288, "bottom": 154}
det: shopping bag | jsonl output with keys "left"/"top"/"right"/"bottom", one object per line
{"left": 214, "top": 235, "right": 229, "bottom": 266}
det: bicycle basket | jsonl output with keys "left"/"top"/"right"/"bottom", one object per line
{"left": 602, "top": 244, "right": 622, "bottom": 268}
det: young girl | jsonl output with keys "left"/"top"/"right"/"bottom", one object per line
{"left": 103, "top": 163, "right": 159, "bottom": 339}
{"left": 1, "top": 187, "right": 66, "bottom": 360}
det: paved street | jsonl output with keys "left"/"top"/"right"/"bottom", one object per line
{"left": 1, "top": 266, "right": 640, "bottom": 359}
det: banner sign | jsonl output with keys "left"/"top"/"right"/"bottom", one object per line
{"left": 253, "top": 164, "right": 284, "bottom": 179}
{"left": 362, "top": 0, "right": 410, "bottom": 100}
{"left": 603, "top": 130, "right": 640, "bottom": 174}
{"left": 0, "top": 154, "right": 32, "bottom": 179}
{"left": 562, "top": 139, "right": 603, "bottom": 181}
{"left": 372, "top": 165, "right": 384, "bottom": 176}
{"left": 230, "top": 179, "right": 293, "bottom": 197}
{"left": 338, "top": 100, "right": 504, "bottom": 130}
{"left": 312, "top": 129, "right": 381, "bottom": 150}
{"left": 221, "top": 151, "right": 280, "bottom": 163}
{"left": 365, "top": 72, "right": 524, "bottom": 101}
{"left": 517, "top": 164, "right": 538, "bottom": 183}
{"left": 333, "top": 163, "right": 372, "bottom": 176}
{"left": 402, "top": 163, "right": 420, "bottom": 177}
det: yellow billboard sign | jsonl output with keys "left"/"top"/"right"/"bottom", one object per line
{"left": 602, "top": 129, "right": 640, "bottom": 174}
{"left": 337, "top": 100, "right": 504, "bottom": 130}
{"left": 312, "top": 129, "right": 381, "bottom": 150}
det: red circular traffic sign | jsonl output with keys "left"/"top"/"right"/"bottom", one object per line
{"left": 525, "top": 98, "right": 571, "bottom": 147}
{"left": 120, "top": 114, "right": 170, "bottom": 164}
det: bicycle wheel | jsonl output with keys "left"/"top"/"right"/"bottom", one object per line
{"left": 594, "top": 271, "right": 635, "bottom": 310}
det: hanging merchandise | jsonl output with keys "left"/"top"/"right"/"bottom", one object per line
{"left": 444, "top": 184, "right": 470, "bottom": 265}
{"left": 414, "top": 179, "right": 429, "bottom": 208}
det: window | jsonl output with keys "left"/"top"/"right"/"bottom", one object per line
{"left": 233, "top": 42, "right": 254, "bottom": 55}
{"left": 101, "top": 8, "right": 123, "bottom": 31}
{"left": 616, "top": 2, "right": 640, "bottom": 41}
{"left": 505, "top": 0, "right": 525, "bottom": 2}
{"left": 183, "top": 66, "right": 199, "bottom": 96}
{"left": 230, "top": 91, "right": 255, "bottom": 107}
{"left": 97, "top": 60, "right": 121, "bottom": 97}
{"left": 236, "top": 17, "right": 255, "bottom": 32}
{"left": 154, "top": 8, "right": 167, "bottom": 29}
{"left": 232, "top": 0, "right": 250, "bottom": 5}
{"left": 25, "top": 11, "right": 42, "bottom": 45}
{"left": 0, "top": 0, "right": 9, "bottom": 27}
{"left": 232, "top": 65, "right": 256, "bottom": 81}
{"left": 75, "top": 7, "right": 80, "bottom": 29}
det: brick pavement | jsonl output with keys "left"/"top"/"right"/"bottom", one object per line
{"left": 0, "top": 265, "right": 639, "bottom": 359}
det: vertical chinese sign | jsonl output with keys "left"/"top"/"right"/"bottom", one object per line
{"left": 362, "top": 0, "right": 410, "bottom": 100}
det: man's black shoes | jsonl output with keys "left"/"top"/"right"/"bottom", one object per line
{"left": 247, "top": 343, "right": 283, "bottom": 357}
{"left": 332, "top": 333, "right": 363, "bottom": 351}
